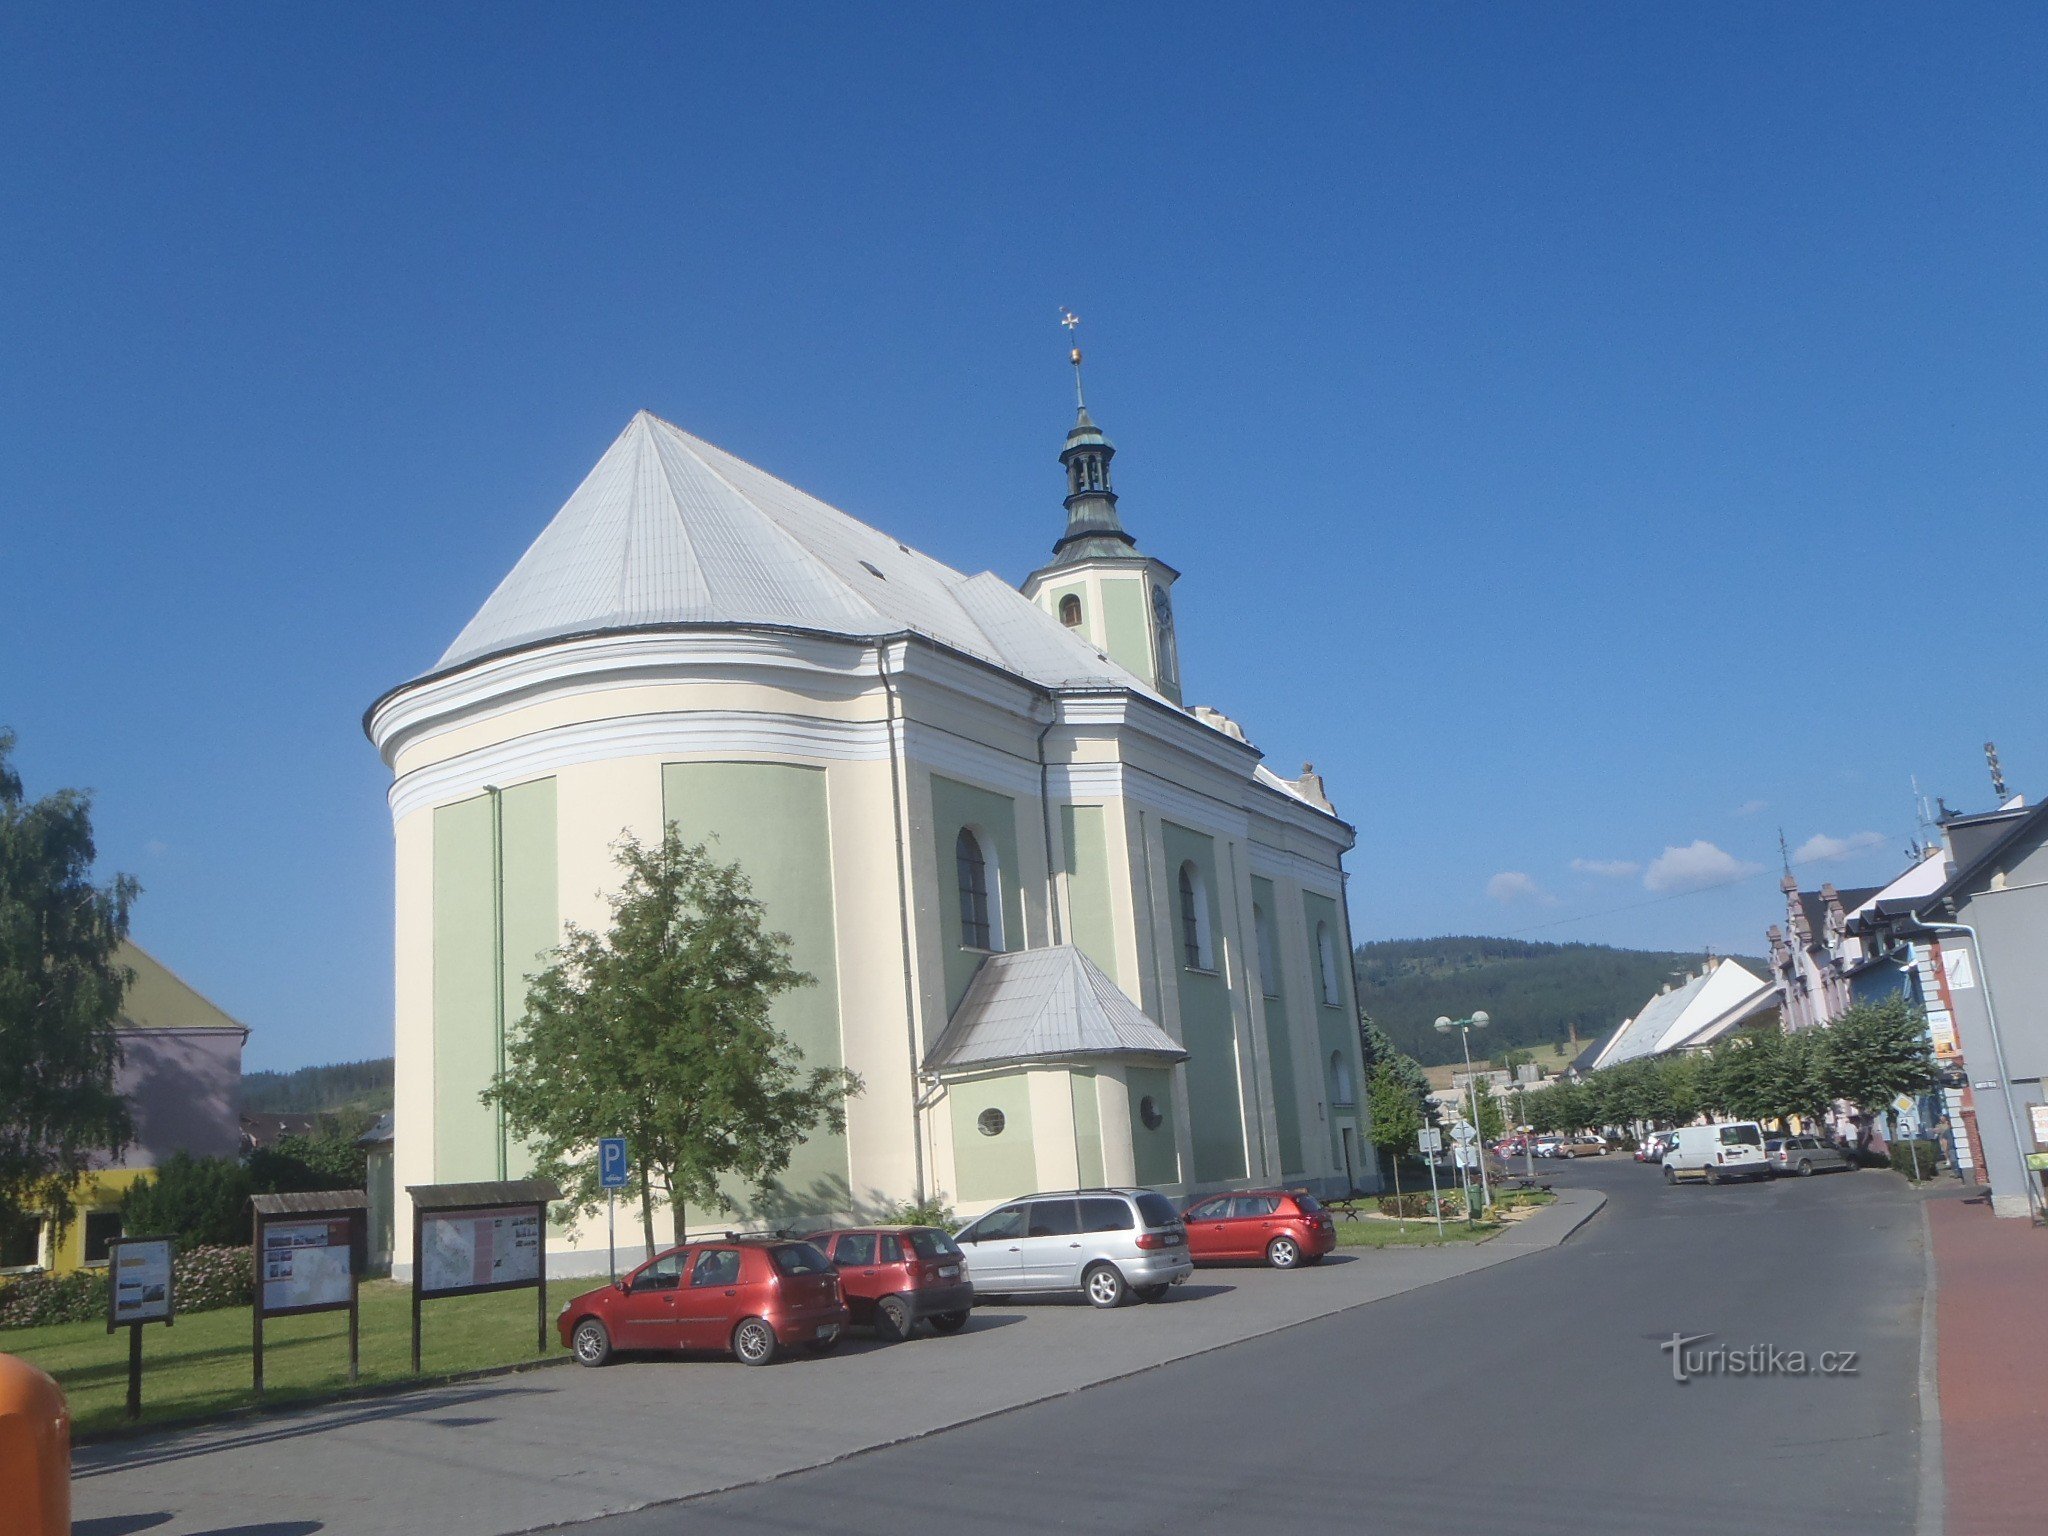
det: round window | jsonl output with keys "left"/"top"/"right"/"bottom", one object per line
{"left": 977, "top": 1107, "right": 1006, "bottom": 1138}
{"left": 1139, "top": 1095, "right": 1163, "bottom": 1131}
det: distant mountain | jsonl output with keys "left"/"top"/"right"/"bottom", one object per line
{"left": 241, "top": 1057, "right": 395, "bottom": 1114}
{"left": 1354, "top": 936, "right": 1766, "bottom": 1068}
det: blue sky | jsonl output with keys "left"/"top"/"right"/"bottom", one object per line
{"left": 5, "top": 5, "right": 2044, "bottom": 1070}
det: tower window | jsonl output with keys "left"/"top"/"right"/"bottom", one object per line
{"left": 956, "top": 828, "right": 997, "bottom": 950}
{"left": 1088, "top": 457, "right": 1103, "bottom": 489}
{"left": 1059, "top": 594, "right": 1083, "bottom": 627}
{"left": 1317, "top": 922, "right": 1342, "bottom": 1005}
{"left": 1178, "top": 861, "right": 1213, "bottom": 970}
{"left": 1330, "top": 1050, "right": 1356, "bottom": 1107}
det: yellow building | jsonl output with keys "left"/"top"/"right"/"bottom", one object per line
{"left": 0, "top": 943, "right": 247, "bottom": 1276}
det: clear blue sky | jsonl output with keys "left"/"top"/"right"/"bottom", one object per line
{"left": 5, "top": 5, "right": 2044, "bottom": 1070}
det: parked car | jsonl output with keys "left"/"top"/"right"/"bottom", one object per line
{"left": 1765, "top": 1135, "right": 1854, "bottom": 1177}
{"left": 1531, "top": 1137, "right": 1564, "bottom": 1158}
{"left": 803, "top": 1225, "right": 974, "bottom": 1340}
{"left": 1662, "top": 1121, "right": 1770, "bottom": 1184}
{"left": 1636, "top": 1131, "right": 1678, "bottom": 1163}
{"left": 1181, "top": 1190, "right": 1335, "bottom": 1269}
{"left": 558, "top": 1237, "right": 848, "bottom": 1367}
{"left": 1555, "top": 1136, "right": 1607, "bottom": 1158}
{"left": 953, "top": 1188, "right": 1192, "bottom": 1306}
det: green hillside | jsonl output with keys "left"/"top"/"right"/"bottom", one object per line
{"left": 241, "top": 1057, "right": 394, "bottom": 1114}
{"left": 1354, "top": 936, "right": 1765, "bottom": 1068}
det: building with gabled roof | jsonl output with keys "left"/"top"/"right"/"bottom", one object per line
{"left": 367, "top": 360, "right": 1371, "bottom": 1276}
{"left": 1586, "top": 958, "right": 1776, "bottom": 1071}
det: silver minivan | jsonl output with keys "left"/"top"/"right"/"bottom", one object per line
{"left": 954, "top": 1188, "right": 1193, "bottom": 1307}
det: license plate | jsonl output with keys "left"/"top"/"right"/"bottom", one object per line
{"left": 1164, "top": 1233, "right": 1183, "bottom": 1245}
{"left": 939, "top": 1265, "right": 959, "bottom": 1278}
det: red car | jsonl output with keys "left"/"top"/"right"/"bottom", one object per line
{"left": 1181, "top": 1190, "right": 1336, "bottom": 1269}
{"left": 557, "top": 1236, "right": 849, "bottom": 1367}
{"left": 803, "top": 1225, "right": 975, "bottom": 1341}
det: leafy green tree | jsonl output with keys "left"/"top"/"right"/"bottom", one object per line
{"left": 1768, "top": 1028, "right": 1832, "bottom": 1126}
{"left": 1468, "top": 1081, "right": 1506, "bottom": 1142}
{"left": 1367, "top": 1060, "right": 1424, "bottom": 1191}
{"left": 0, "top": 730, "right": 134, "bottom": 1237}
{"left": 1358, "top": 1013, "right": 1431, "bottom": 1117}
{"left": 1821, "top": 998, "right": 1938, "bottom": 1137}
{"left": 483, "top": 827, "right": 862, "bottom": 1253}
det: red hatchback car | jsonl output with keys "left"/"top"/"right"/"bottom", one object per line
{"left": 803, "top": 1225, "right": 975, "bottom": 1341}
{"left": 1181, "top": 1190, "right": 1336, "bottom": 1269}
{"left": 557, "top": 1237, "right": 849, "bottom": 1367}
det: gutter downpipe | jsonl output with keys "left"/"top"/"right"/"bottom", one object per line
{"left": 878, "top": 644, "right": 927, "bottom": 1206}
{"left": 1903, "top": 908, "right": 2042, "bottom": 1223}
{"left": 1036, "top": 695, "right": 1064, "bottom": 946}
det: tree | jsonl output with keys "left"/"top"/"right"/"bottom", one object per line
{"left": 0, "top": 730, "right": 134, "bottom": 1236}
{"left": 1468, "top": 1081, "right": 1506, "bottom": 1142}
{"left": 1822, "top": 998, "right": 1938, "bottom": 1138}
{"left": 1358, "top": 1012, "right": 1431, "bottom": 1117}
{"left": 483, "top": 827, "right": 862, "bottom": 1252}
{"left": 1366, "top": 1060, "right": 1424, "bottom": 1185}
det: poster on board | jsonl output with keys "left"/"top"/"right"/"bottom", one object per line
{"left": 419, "top": 1207, "right": 542, "bottom": 1296}
{"left": 109, "top": 1238, "right": 174, "bottom": 1326}
{"left": 261, "top": 1217, "right": 355, "bottom": 1313}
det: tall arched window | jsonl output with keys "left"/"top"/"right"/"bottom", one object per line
{"left": 1178, "top": 861, "right": 1213, "bottom": 970}
{"left": 1059, "top": 593, "right": 1083, "bottom": 627}
{"left": 1253, "top": 903, "right": 1279, "bottom": 998}
{"left": 1316, "top": 922, "right": 1341, "bottom": 1005}
{"left": 956, "top": 828, "right": 995, "bottom": 950}
{"left": 1330, "top": 1050, "right": 1356, "bottom": 1106}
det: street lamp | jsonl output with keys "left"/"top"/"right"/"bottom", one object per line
{"left": 1436, "top": 1011, "right": 1493, "bottom": 1218}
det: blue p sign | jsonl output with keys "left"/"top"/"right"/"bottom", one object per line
{"left": 599, "top": 1137, "right": 629, "bottom": 1189}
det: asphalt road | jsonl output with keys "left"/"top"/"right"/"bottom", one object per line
{"left": 578, "top": 1158, "right": 1927, "bottom": 1536}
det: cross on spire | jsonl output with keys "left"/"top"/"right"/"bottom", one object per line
{"left": 1060, "top": 307, "right": 1085, "bottom": 409}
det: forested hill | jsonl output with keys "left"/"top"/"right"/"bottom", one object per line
{"left": 241, "top": 1057, "right": 394, "bottom": 1113}
{"left": 1354, "top": 937, "right": 1766, "bottom": 1068}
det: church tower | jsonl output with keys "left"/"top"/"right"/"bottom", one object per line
{"left": 1021, "top": 317, "right": 1183, "bottom": 704}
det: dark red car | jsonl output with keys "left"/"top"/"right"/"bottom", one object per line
{"left": 557, "top": 1236, "right": 849, "bottom": 1367}
{"left": 1180, "top": 1190, "right": 1336, "bottom": 1269}
{"left": 803, "top": 1225, "right": 974, "bottom": 1341}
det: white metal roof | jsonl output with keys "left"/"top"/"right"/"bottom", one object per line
{"left": 433, "top": 411, "right": 1158, "bottom": 697}
{"left": 925, "top": 945, "right": 1189, "bottom": 1073}
{"left": 1592, "top": 958, "right": 1773, "bottom": 1068}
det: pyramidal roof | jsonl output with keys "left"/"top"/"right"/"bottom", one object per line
{"left": 925, "top": 945, "right": 1189, "bottom": 1073}
{"left": 433, "top": 411, "right": 1153, "bottom": 696}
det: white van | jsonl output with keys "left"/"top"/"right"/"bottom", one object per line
{"left": 1662, "top": 1122, "right": 1769, "bottom": 1184}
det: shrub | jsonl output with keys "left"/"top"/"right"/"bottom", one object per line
{"left": 878, "top": 1197, "right": 959, "bottom": 1230}
{"left": 1888, "top": 1139, "right": 1942, "bottom": 1181}
{"left": 0, "top": 1244, "right": 254, "bottom": 1330}
{"left": 1377, "top": 1190, "right": 1464, "bottom": 1219}
{"left": 123, "top": 1152, "right": 256, "bottom": 1249}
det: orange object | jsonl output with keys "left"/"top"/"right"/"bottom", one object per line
{"left": 0, "top": 1352, "right": 70, "bottom": 1536}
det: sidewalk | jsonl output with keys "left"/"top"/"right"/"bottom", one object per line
{"left": 1928, "top": 1191, "right": 2048, "bottom": 1536}
{"left": 72, "top": 1188, "right": 1602, "bottom": 1536}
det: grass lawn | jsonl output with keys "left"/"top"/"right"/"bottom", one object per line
{"left": 3, "top": 1278, "right": 574, "bottom": 1437}
{"left": 1333, "top": 1218, "right": 1500, "bottom": 1248}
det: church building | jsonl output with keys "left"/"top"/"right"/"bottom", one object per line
{"left": 367, "top": 355, "right": 1372, "bottom": 1274}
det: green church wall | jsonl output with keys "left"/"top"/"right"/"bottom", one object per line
{"left": 1070, "top": 1068, "right": 1105, "bottom": 1188}
{"left": 1059, "top": 803, "right": 1119, "bottom": 985}
{"left": 1160, "top": 822, "right": 1247, "bottom": 1183}
{"left": 432, "top": 779, "right": 557, "bottom": 1183}
{"left": 1302, "top": 889, "right": 1365, "bottom": 1169}
{"left": 949, "top": 1073, "right": 1036, "bottom": 1203}
{"left": 1125, "top": 1065, "right": 1180, "bottom": 1186}
{"left": 1099, "top": 578, "right": 1153, "bottom": 690}
{"left": 1251, "top": 877, "right": 1306, "bottom": 1177}
{"left": 663, "top": 761, "right": 848, "bottom": 1215}
{"left": 931, "top": 775, "right": 1025, "bottom": 1014}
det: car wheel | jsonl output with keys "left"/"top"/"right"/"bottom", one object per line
{"left": 1083, "top": 1262, "right": 1127, "bottom": 1308}
{"left": 1704, "top": 1164, "right": 1721, "bottom": 1185}
{"left": 1663, "top": 1165, "right": 1678, "bottom": 1185}
{"left": 1797, "top": 1159, "right": 1814, "bottom": 1177}
{"left": 875, "top": 1294, "right": 915, "bottom": 1343}
{"left": 1133, "top": 1283, "right": 1171, "bottom": 1303}
{"left": 1266, "top": 1236, "right": 1302, "bottom": 1270}
{"left": 929, "top": 1310, "right": 970, "bottom": 1333}
{"left": 732, "top": 1317, "right": 779, "bottom": 1366}
{"left": 571, "top": 1317, "right": 612, "bottom": 1368}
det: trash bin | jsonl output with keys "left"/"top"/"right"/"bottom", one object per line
{"left": 0, "top": 1351, "right": 70, "bottom": 1536}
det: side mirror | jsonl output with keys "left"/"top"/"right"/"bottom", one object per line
{"left": 616, "top": 1278, "right": 630, "bottom": 1293}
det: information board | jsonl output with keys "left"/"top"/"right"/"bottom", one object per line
{"left": 109, "top": 1237, "right": 174, "bottom": 1326}
{"left": 419, "top": 1207, "right": 542, "bottom": 1296}
{"left": 261, "top": 1217, "right": 356, "bottom": 1314}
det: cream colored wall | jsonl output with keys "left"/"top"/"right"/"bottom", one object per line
{"left": 391, "top": 807, "right": 435, "bottom": 1278}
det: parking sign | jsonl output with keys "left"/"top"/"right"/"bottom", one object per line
{"left": 1418, "top": 1127, "right": 1442, "bottom": 1153}
{"left": 599, "top": 1137, "right": 629, "bottom": 1189}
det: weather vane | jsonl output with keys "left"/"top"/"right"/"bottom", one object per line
{"left": 1059, "top": 307, "right": 1085, "bottom": 407}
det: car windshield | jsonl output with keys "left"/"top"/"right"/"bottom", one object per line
{"left": 1720, "top": 1125, "right": 1763, "bottom": 1147}
{"left": 906, "top": 1229, "right": 961, "bottom": 1260}
{"left": 1294, "top": 1194, "right": 1324, "bottom": 1213}
{"left": 1135, "top": 1191, "right": 1180, "bottom": 1228}
{"left": 769, "top": 1242, "right": 831, "bottom": 1276}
